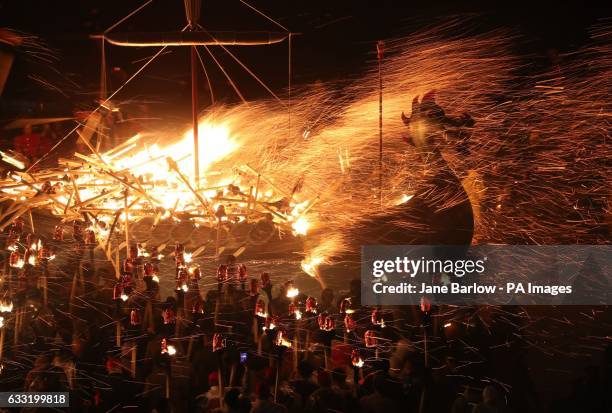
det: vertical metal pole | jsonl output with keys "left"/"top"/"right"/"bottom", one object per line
{"left": 288, "top": 33, "right": 292, "bottom": 139}
{"left": 124, "top": 190, "right": 129, "bottom": 255}
{"left": 191, "top": 46, "right": 200, "bottom": 188}
{"left": 377, "top": 41, "right": 384, "bottom": 208}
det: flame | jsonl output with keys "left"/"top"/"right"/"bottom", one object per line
{"left": 286, "top": 286, "right": 299, "bottom": 298}
{"left": 395, "top": 194, "right": 414, "bottom": 205}
{"left": 301, "top": 235, "right": 345, "bottom": 279}
{"left": 109, "top": 121, "right": 237, "bottom": 180}
{"left": 0, "top": 150, "right": 25, "bottom": 170}
{"left": 137, "top": 245, "right": 149, "bottom": 257}
{"left": 276, "top": 333, "right": 292, "bottom": 348}
{"left": 11, "top": 258, "right": 24, "bottom": 269}
{"left": 301, "top": 255, "right": 324, "bottom": 277}
{"left": 167, "top": 345, "right": 177, "bottom": 356}
{"left": 59, "top": 119, "right": 241, "bottom": 221}
{"left": 291, "top": 216, "right": 310, "bottom": 236}
{"left": 0, "top": 301, "right": 13, "bottom": 313}
{"left": 263, "top": 321, "right": 276, "bottom": 331}
{"left": 289, "top": 201, "right": 312, "bottom": 236}
{"left": 161, "top": 339, "right": 177, "bottom": 356}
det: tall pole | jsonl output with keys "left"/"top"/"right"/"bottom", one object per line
{"left": 185, "top": 0, "right": 202, "bottom": 189}
{"left": 124, "top": 189, "right": 130, "bottom": 254}
{"left": 288, "top": 33, "right": 292, "bottom": 139}
{"left": 377, "top": 41, "right": 384, "bottom": 208}
{"left": 100, "top": 38, "right": 107, "bottom": 101}
{"left": 191, "top": 45, "right": 200, "bottom": 188}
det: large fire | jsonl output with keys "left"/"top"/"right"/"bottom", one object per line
{"left": 26, "top": 116, "right": 314, "bottom": 236}
{"left": 97, "top": 121, "right": 240, "bottom": 212}
{"left": 0, "top": 114, "right": 320, "bottom": 277}
{"left": 0, "top": 20, "right": 608, "bottom": 285}
{"left": 109, "top": 121, "right": 238, "bottom": 179}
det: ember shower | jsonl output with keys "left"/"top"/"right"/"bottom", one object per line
{"left": 127, "top": 22, "right": 610, "bottom": 280}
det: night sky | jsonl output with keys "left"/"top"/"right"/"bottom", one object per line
{"left": 0, "top": 0, "right": 609, "bottom": 120}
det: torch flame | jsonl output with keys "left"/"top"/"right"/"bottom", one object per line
{"left": 0, "top": 301, "right": 13, "bottom": 313}
{"left": 286, "top": 286, "right": 299, "bottom": 298}
{"left": 11, "top": 258, "right": 25, "bottom": 269}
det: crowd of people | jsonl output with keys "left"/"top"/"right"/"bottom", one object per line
{"left": 0, "top": 222, "right": 610, "bottom": 413}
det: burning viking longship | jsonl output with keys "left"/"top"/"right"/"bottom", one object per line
{"left": 0, "top": 93, "right": 476, "bottom": 283}
{"left": 0, "top": 2, "right": 477, "bottom": 289}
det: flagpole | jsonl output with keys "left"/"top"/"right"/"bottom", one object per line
{"left": 377, "top": 41, "right": 384, "bottom": 208}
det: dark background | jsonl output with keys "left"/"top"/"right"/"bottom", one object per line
{"left": 0, "top": 0, "right": 609, "bottom": 121}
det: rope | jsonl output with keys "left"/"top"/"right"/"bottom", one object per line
{"left": 217, "top": 42, "right": 286, "bottom": 107}
{"left": 104, "top": 0, "right": 154, "bottom": 34}
{"left": 200, "top": 46, "right": 248, "bottom": 105}
{"left": 194, "top": 47, "right": 215, "bottom": 105}
{"left": 238, "top": 0, "right": 289, "bottom": 32}
{"left": 28, "top": 25, "right": 190, "bottom": 172}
